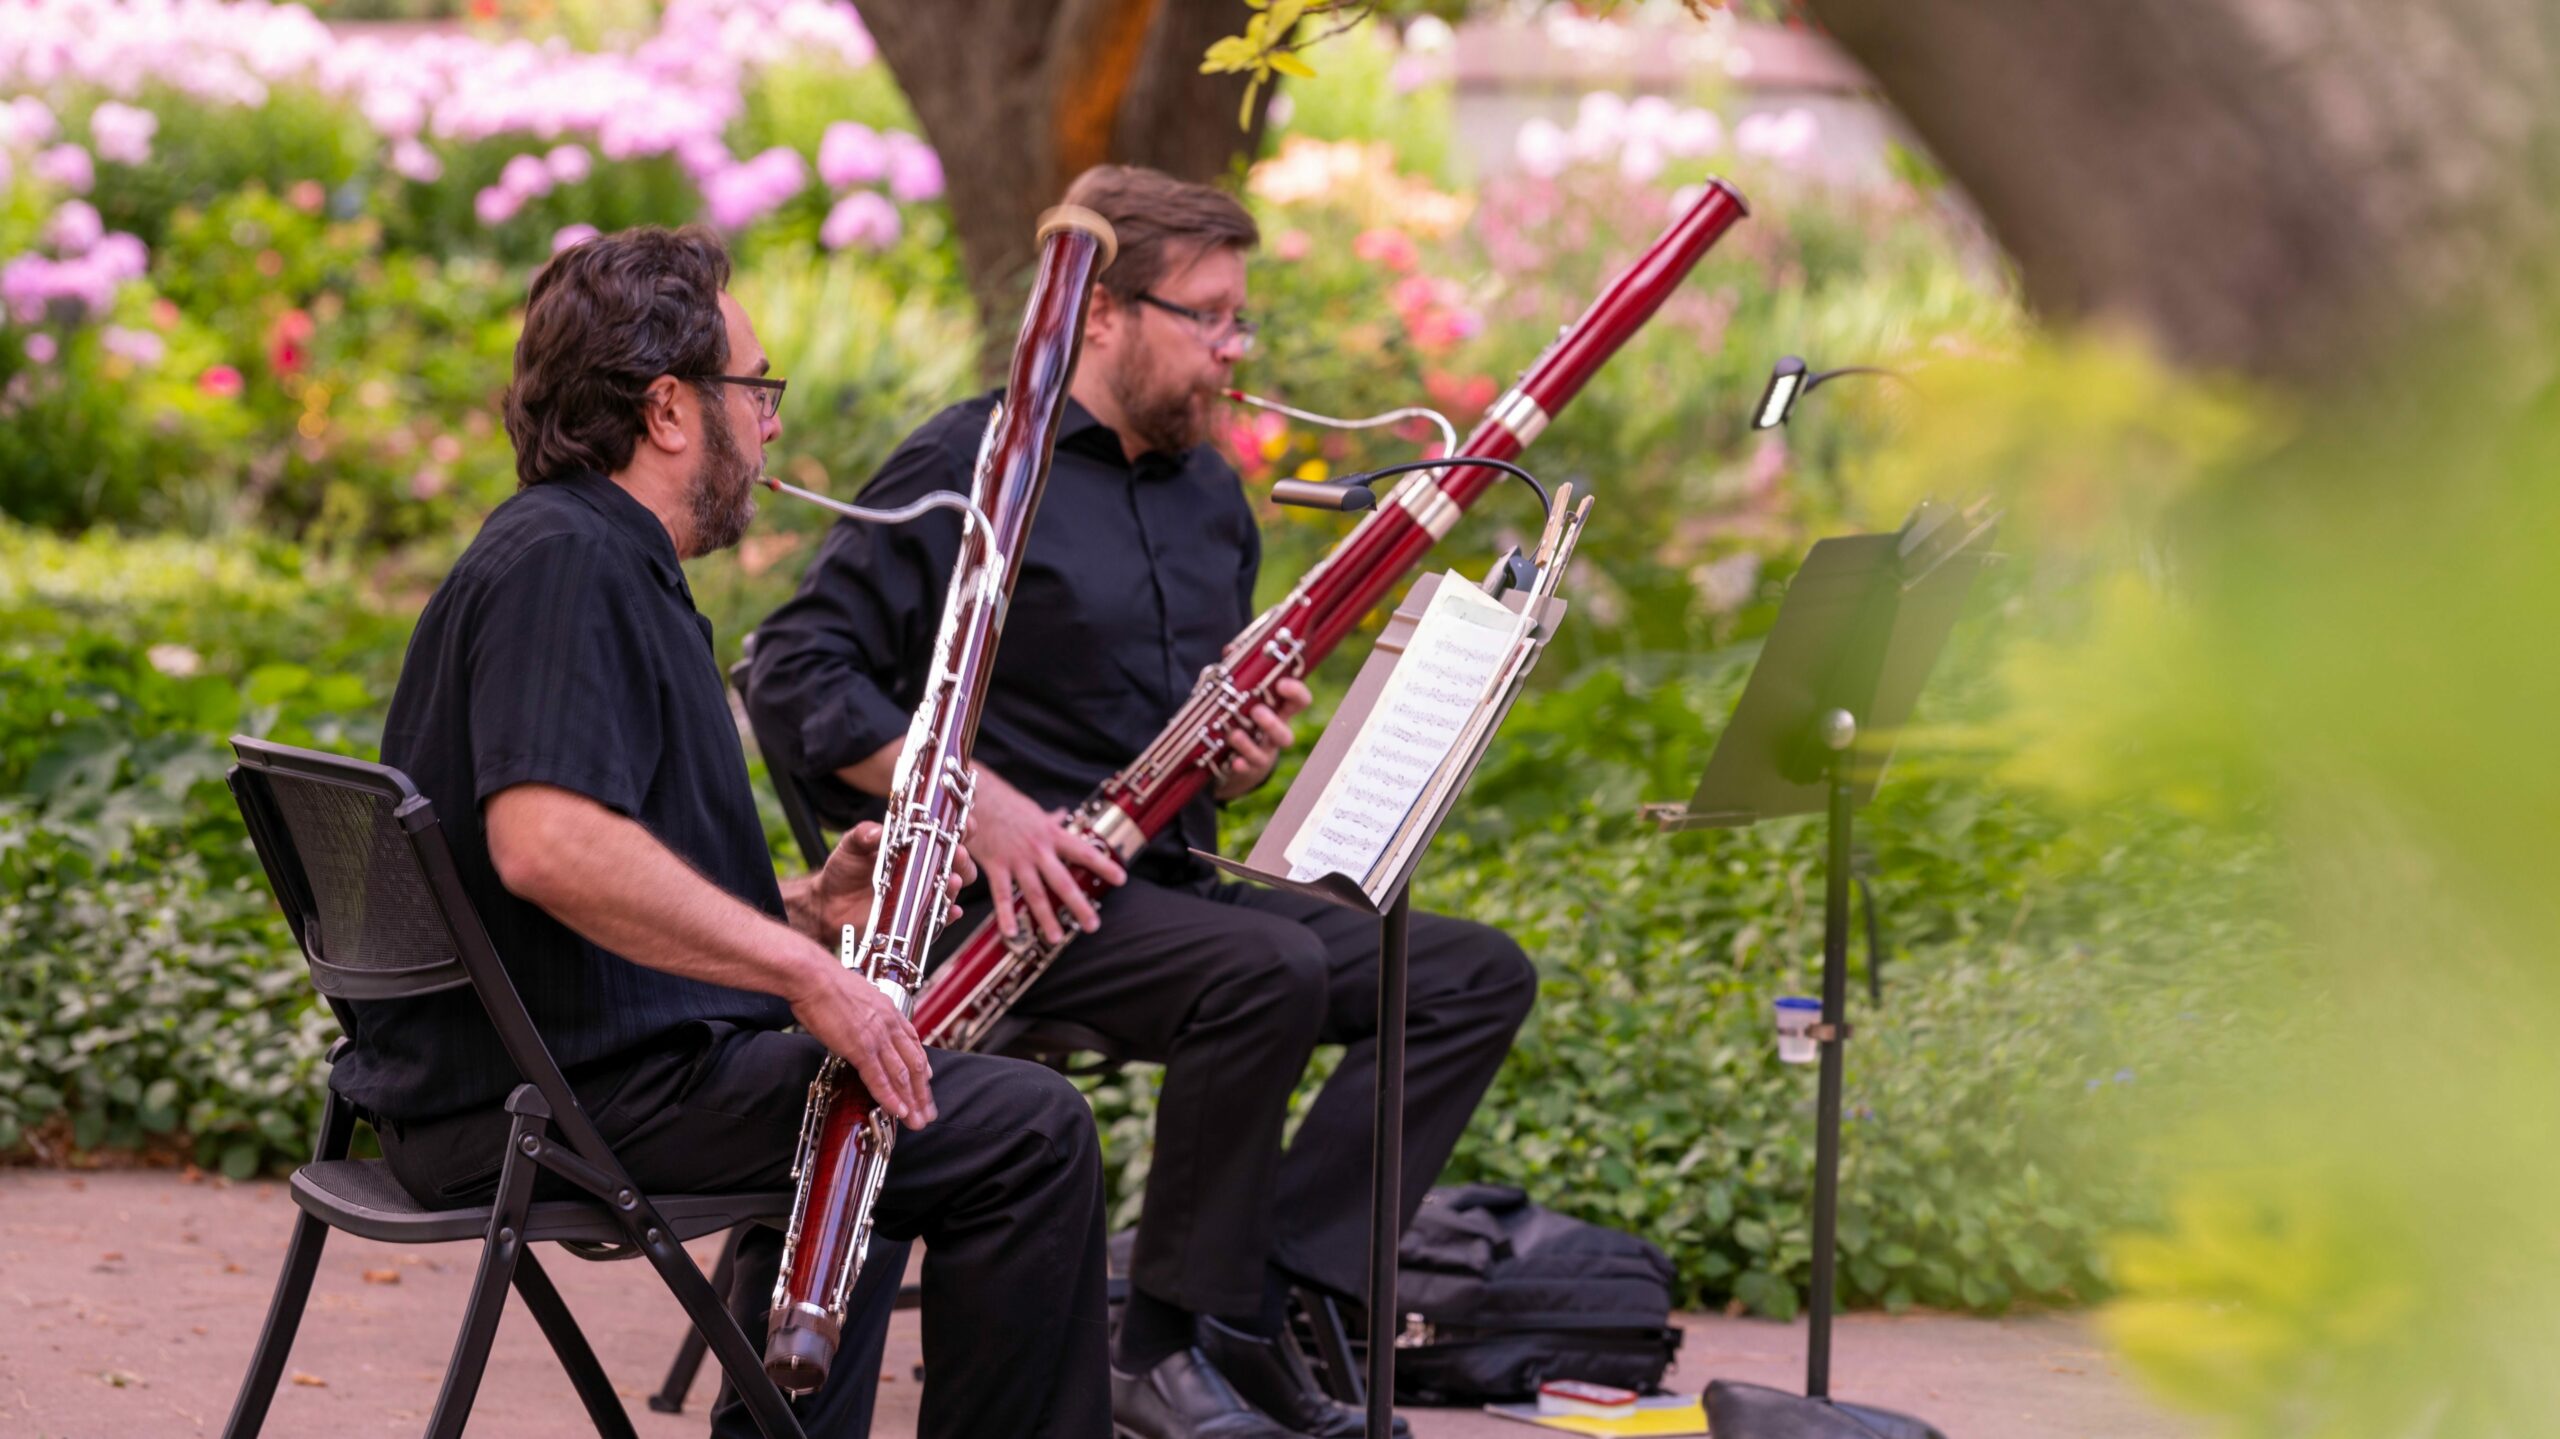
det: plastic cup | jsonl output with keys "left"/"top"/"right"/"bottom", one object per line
{"left": 1774, "top": 996, "right": 1821, "bottom": 1064}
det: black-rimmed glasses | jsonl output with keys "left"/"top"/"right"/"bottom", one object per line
{"left": 689, "top": 374, "right": 788, "bottom": 420}
{"left": 1135, "top": 292, "right": 1258, "bottom": 355}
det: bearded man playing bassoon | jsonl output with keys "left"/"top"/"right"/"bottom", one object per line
{"left": 748, "top": 166, "right": 1538, "bottom": 1439}
{"left": 358, "top": 225, "right": 1111, "bottom": 1439}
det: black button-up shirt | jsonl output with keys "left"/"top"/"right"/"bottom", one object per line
{"left": 344, "top": 471, "right": 791, "bottom": 1123}
{"left": 747, "top": 392, "right": 1259, "bottom": 878}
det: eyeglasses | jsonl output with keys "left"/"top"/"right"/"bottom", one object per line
{"left": 1135, "top": 292, "right": 1258, "bottom": 355}
{"left": 688, "top": 374, "right": 788, "bottom": 421}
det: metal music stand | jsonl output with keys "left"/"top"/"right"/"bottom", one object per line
{"left": 1196, "top": 528, "right": 1580, "bottom": 1439}
{"left": 1642, "top": 499, "right": 1993, "bottom": 1439}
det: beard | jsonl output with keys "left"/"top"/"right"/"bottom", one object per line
{"left": 1107, "top": 352, "right": 1217, "bottom": 458}
{"left": 687, "top": 392, "right": 760, "bottom": 556}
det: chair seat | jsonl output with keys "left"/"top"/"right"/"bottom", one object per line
{"left": 292, "top": 1158, "right": 790, "bottom": 1247}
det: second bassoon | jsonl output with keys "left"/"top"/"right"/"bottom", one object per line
{"left": 915, "top": 179, "right": 1749, "bottom": 1054}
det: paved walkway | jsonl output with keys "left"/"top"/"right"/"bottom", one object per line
{"left": 0, "top": 1171, "right": 2193, "bottom": 1438}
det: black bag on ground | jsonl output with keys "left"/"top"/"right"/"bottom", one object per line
{"left": 1388, "top": 1183, "right": 1683, "bottom": 1404}
{"left": 1704, "top": 1380, "right": 1948, "bottom": 1439}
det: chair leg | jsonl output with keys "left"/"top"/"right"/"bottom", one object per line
{"left": 219, "top": 1208, "right": 332, "bottom": 1439}
{"left": 630, "top": 1219, "right": 805, "bottom": 1439}
{"left": 647, "top": 1223, "right": 744, "bottom": 1414}
{"left": 223, "top": 1086, "right": 357, "bottom": 1439}
{"left": 424, "top": 1124, "right": 542, "bottom": 1439}
{"left": 510, "top": 1249, "right": 637, "bottom": 1439}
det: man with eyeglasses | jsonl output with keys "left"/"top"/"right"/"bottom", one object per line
{"left": 748, "top": 167, "right": 1536, "bottom": 1439}
{"left": 365, "top": 225, "right": 1111, "bottom": 1439}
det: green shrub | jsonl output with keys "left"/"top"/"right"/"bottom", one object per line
{"left": 0, "top": 523, "right": 408, "bottom": 1171}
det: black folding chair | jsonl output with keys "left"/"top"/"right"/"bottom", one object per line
{"left": 642, "top": 650, "right": 1137, "bottom": 1416}
{"left": 220, "top": 736, "right": 806, "bottom": 1439}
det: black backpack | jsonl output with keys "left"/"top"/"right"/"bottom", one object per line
{"left": 1388, "top": 1183, "right": 1684, "bottom": 1404}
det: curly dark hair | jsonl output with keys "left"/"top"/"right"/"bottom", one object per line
{"left": 502, "top": 225, "right": 733, "bottom": 488}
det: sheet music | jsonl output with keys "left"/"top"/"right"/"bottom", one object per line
{"left": 1285, "top": 575, "right": 1522, "bottom": 897}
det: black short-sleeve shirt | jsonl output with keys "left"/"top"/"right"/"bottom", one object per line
{"left": 337, "top": 470, "right": 792, "bottom": 1124}
{"left": 744, "top": 393, "right": 1259, "bottom": 879}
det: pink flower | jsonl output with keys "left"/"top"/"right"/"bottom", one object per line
{"left": 389, "top": 139, "right": 443, "bottom": 184}
{"left": 816, "top": 121, "right": 886, "bottom": 188}
{"left": 702, "top": 146, "right": 807, "bottom": 229}
{"left": 24, "top": 332, "right": 57, "bottom": 365}
{"left": 102, "top": 325, "right": 166, "bottom": 366}
{"left": 1272, "top": 229, "right": 1312, "bottom": 262}
{"left": 6, "top": 96, "right": 56, "bottom": 149}
{"left": 546, "top": 143, "right": 592, "bottom": 186}
{"left": 884, "top": 133, "right": 942, "bottom": 202}
{"left": 551, "top": 223, "right": 600, "bottom": 253}
{"left": 200, "top": 364, "right": 245, "bottom": 398}
{"left": 88, "top": 102, "right": 158, "bottom": 165}
{"left": 1514, "top": 118, "right": 1570, "bottom": 179}
{"left": 474, "top": 185, "right": 523, "bottom": 226}
{"left": 819, "top": 190, "right": 900, "bottom": 251}
{"left": 1353, "top": 227, "right": 1419, "bottom": 274}
{"left": 46, "top": 200, "right": 103, "bottom": 256}
{"left": 1389, "top": 275, "right": 1482, "bottom": 354}
{"left": 288, "top": 179, "right": 327, "bottom": 213}
{"left": 1387, "top": 55, "right": 1441, "bottom": 94}
{"left": 1423, "top": 370, "right": 1498, "bottom": 415}
{"left": 268, "top": 308, "right": 314, "bottom": 376}
{"left": 34, "top": 144, "right": 94, "bottom": 194}
{"left": 1736, "top": 108, "right": 1820, "bottom": 166}
{"left": 88, "top": 232, "right": 148, "bottom": 282}
{"left": 499, "top": 152, "right": 554, "bottom": 201}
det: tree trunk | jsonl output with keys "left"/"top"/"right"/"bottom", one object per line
{"left": 1803, "top": 0, "right": 2560, "bottom": 385}
{"left": 861, "top": 0, "right": 1274, "bottom": 349}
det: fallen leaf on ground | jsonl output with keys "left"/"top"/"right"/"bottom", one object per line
{"left": 99, "top": 1370, "right": 143, "bottom": 1388}
{"left": 291, "top": 1372, "right": 327, "bottom": 1388}
{"left": 362, "top": 1269, "right": 400, "bottom": 1285}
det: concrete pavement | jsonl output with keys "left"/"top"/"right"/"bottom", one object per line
{"left": 0, "top": 1170, "right": 2194, "bottom": 1438}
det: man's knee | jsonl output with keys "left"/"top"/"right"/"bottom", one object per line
{"left": 976, "top": 1057, "right": 1102, "bottom": 1186}
{"left": 1196, "top": 924, "right": 1330, "bottom": 1039}
{"left": 1429, "top": 920, "right": 1540, "bottom": 1030}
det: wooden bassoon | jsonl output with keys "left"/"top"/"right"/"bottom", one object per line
{"left": 760, "top": 205, "right": 1116, "bottom": 1393}
{"left": 916, "top": 180, "right": 1749, "bottom": 1054}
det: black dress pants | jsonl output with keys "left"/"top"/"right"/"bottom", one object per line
{"left": 378, "top": 1020, "right": 1111, "bottom": 1439}
{"left": 1000, "top": 869, "right": 1538, "bottom": 1315}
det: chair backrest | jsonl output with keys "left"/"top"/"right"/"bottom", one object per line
{"left": 228, "top": 737, "right": 475, "bottom": 1002}
{"left": 228, "top": 734, "right": 621, "bottom": 1156}
{"left": 730, "top": 636, "right": 834, "bottom": 871}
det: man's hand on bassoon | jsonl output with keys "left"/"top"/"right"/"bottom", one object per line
{"left": 794, "top": 822, "right": 976, "bottom": 941}
{"left": 787, "top": 956, "right": 937, "bottom": 1129}
{"left": 1212, "top": 677, "right": 1313, "bottom": 802}
{"left": 964, "top": 766, "right": 1127, "bottom": 945}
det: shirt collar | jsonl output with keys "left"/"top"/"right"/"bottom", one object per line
{"left": 554, "top": 470, "right": 690, "bottom": 592}
{"left": 1051, "top": 395, "right": 1204, "bottom": 481}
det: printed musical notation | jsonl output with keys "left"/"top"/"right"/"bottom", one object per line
{"left": 1285, "top": 575, "right": 1523, "bottom": 900}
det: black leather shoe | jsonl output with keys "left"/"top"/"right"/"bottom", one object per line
{"left": 1111, "top": 1347, "right": 1307, "bottom": 1439}
{"left": 1197, "top": 1315, "right": 1411, "bottom": 1439}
